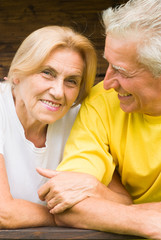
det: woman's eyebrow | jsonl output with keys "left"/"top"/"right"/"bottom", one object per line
{"left": 43, "top": 65, "right": 58, "bottom": 73}
{"left": 67, "top": 74, "right": 82, "bottom": 79}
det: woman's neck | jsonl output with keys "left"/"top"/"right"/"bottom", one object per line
{"left": 24, "top": 124, "right": 48, "bottom": 148}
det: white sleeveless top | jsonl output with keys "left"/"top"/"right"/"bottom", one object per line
{"left": 0, "top": 82, "right": 80, "bottom": 205}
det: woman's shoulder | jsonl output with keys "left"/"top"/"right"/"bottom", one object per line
{"left": 0, "top": 81, "right": 11, "bottom": 94}
{"left": 66, "top": 104, "right": 80, "bottom": 119}
{"left": 60, "top": 105, "right": 80, "bottom": 126}
{"left": 49, "top": 104, "right": 80, "bottom": 131}
{"left": 0, "top": 82, "right": 11, "bottom": 129}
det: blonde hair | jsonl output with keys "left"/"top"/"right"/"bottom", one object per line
{"left": 102, "top": 0, "right": 161, "bottom": 77}
{"left": 8, "top": 26, "right": 97, "bottom": 105}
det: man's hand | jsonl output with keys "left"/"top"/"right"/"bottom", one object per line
{"left": 37, "top": 168, "right": 99, "bottom": 214}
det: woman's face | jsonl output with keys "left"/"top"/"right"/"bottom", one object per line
{"left": 13, "top": 48, "right": 84, "bottom": 126}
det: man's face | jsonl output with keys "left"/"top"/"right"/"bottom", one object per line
{"left": 103, "top": 35, "right": 161, "bottom": 116}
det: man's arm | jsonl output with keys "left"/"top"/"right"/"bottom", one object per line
{"left": 0, "top": 154, "right": 55, "bottom": 229}
{"left": 37, "top": 168, "right": 161, "bottom": 239}
{"left": 54, "top": 197, "right": 161, "bottom": 239}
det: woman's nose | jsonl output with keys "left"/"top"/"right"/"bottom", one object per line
{"left": 103, "top": 65, "right": 119, "bottom": 90}
{"left": 49, "top": 80, "right": 64, "bottom": 100}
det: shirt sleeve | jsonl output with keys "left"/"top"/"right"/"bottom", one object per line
{"left": 57, "top": 94, "right": 116, "bottom": 186}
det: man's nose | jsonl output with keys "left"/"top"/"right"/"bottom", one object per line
{"left": 49, "top": 80, "right": 64, "bottom": 100}
{"left": 103, "top": 65, "right": 119, "bottom": 90}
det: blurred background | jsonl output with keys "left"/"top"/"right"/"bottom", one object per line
{"left": 0, "top": 0, "right": 127, "bottom": 83}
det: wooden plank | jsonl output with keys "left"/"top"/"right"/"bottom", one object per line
{"left": 0, "top": 227, "right": 145, "bottom": 239}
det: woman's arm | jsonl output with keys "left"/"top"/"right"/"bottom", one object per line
{"left": 0, "top": 154, "right": 55, "bottom": 229}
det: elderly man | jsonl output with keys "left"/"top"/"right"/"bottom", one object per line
{"left": 37, "top": 0, "right": 161, "bottom": 239}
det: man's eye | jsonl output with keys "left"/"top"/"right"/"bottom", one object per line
{"left": 120, "top": 72, "right": 133, "bottom": 79}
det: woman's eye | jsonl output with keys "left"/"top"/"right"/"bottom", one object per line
{"left": 69, "top": 79, "right": 77, "bottom": 84}
{"left": 42, "top": 70, "right": 52, "bottom": 76}
{"left": 41, "top": 69, "right": 55, "bottom": 79}
{"left": 66, "top": 78, "right": 79, "bottom": 87}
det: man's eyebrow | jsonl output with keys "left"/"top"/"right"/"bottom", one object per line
{"left": 103, "top": 53, "right": 138, "bottom": 76}
{"left": 102, "top": 53, "right": 129, "bottom": 73}
{"left": 112, "top": 64, "right": 128, "bottom": 73}
{"left": 112, "top": 64, "right": 139, "bottom": 76}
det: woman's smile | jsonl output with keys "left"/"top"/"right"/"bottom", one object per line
{"left": 40, "top": 99, "right": 62, "bottom": 112}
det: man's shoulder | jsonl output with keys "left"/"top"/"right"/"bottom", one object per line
{"left": 85, "top": 81, "right": 117, "bottom": 106}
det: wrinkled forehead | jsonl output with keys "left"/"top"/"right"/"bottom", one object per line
{"left": 104, "top": 35, "right": 146, "bottom": 73}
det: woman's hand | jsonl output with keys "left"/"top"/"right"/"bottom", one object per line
{"left": 37, "top": 168, "right": 100, "bottom": 214}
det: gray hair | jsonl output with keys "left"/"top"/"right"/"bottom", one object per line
{"left": 102, "top": 0, "right": 161, "bottom": 77}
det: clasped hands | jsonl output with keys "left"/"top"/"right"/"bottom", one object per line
{"left": 36, "top": 168, "right": 100, "bottom": 214}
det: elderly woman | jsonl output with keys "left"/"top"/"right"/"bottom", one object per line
{"left": 0, "top": 25, "right": 97, "bottom": 228}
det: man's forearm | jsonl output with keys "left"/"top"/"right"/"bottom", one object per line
{"left": 55, "top": 197, "right": 161, "bottom": 239}
{"left": 133, "top": 201, "right": 161, "bottom": 211}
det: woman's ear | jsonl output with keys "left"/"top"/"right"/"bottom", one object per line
{"left": 13, "top": 78, "right": 20, "bottom": 85}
